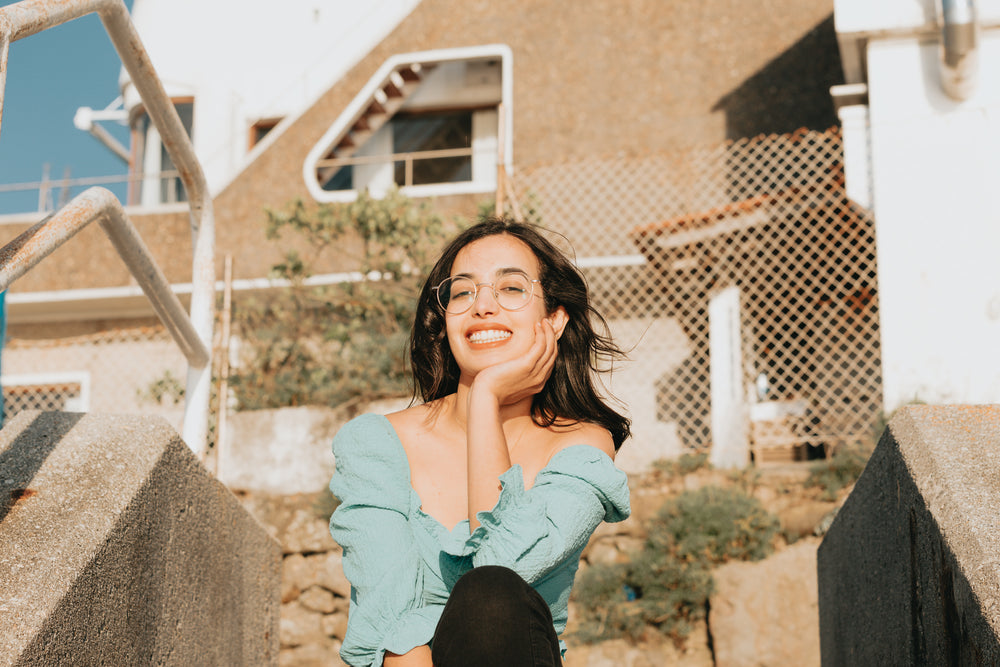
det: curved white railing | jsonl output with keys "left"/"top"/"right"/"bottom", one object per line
{"left": 0, "top": 0, "right": 215, "bottom": 457}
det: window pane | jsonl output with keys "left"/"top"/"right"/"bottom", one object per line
{"left": 392, "top": 111, "right": 472, "bottom": 186}
{"left": 159, "top": 102, "right": 194, "bottom": 203}
{"left": 321, "top": 165, "right": 354, "bottom": 191}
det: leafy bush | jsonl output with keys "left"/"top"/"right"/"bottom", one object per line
{"left": 137, "top": 370, "right": 185, "bottom": 406}
{"left": 572, "top": 486, "right": 778, "bottom": 644}
{"left": 646, "top": 486, "right": 779, "bottom": 565}
{"left": 651, "top": 452, "right": 709, "bottom": 478}
{"left": 573, "top": 555, "right": 712, "bottom": 643}
{"left": 230, "top": 188, "right": 452, "bottom": 410}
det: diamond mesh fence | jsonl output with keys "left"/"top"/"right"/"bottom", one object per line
{"left": 510, "top": 128, "right": 882, "bottom": 463}
{"left": 2, "top": 320, "right": 190, "bottom": 434}
{"left": 1, "top": 128, "right": 881, "bottom": 467}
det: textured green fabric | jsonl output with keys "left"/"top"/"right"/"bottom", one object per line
{"left": 329, "top": 413, "right": 630, "bottom": 667}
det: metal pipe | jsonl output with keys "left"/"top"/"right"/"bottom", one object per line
{"left": 74, "top": 107, "right": 130, "bottom": 162}
{"left": 0, "top": 0, "right": 215, "bottom": 455}
{"left": 940, "top": 0, "right": 979, "bottom": 101}
{"left": 0, "top": 27, "right": 9, "bottom": 133}
{"left": 0, "top": 187, "right": 210, "bottom": 368}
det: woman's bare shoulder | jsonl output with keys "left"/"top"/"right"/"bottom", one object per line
{"left": 385, "top": 397, "right": 451, "bottom": 437}
{"left": 549, "top": 420, "right": 616, "bottom": 460}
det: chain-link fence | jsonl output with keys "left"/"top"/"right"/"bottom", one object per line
{"left": 2, "top": 128, "right": 881, "bottom": 467}
{"left": 2, "top": 320, "right": 189, "bottom": 433}
{"left": 512, "top": 128, "right": 882, "bottom": 464}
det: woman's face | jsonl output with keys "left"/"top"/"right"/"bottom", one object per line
{"left": 444, "top": 234, "right": 567, "bottom": 382}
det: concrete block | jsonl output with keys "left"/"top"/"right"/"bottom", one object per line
{"left": 0, "top": 411, "right": 282, "bottom": 666}
{"left": 220, "top": 400, "right": 409, "bottom": 494}
{"left": 220, "top": 406, "right": 344, "bottom": 494}
{"left": 817, "top": 405, "right": 1000, "bottom": 665}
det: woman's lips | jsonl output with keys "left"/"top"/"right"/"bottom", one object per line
{"left": 467, "top": 329, "right": 512, "bottom": 345}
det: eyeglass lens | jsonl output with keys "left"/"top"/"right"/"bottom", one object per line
{"left": 438, "top": 273, "right": 534, "bottom": 314}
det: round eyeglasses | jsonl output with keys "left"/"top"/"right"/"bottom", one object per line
{"left": 433, "top": 271, "right": 541, "bottom": 315}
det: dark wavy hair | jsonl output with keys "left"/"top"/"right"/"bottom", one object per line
{"left": 409, "top": 218, "right": 631, "bottom": 450}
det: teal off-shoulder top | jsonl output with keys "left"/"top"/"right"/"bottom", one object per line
{"left": 328, "top": 413, "right": 631, "bottom": 667}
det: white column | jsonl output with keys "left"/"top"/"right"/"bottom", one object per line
{"left": 709, "top": 286, "right": 749, "bottom": 469}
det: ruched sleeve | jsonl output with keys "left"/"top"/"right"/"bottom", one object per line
{"left": 328, "top": 414, "right": 437, "bottom": 667}
{"left": 441, "top": 445, "right": 631, "bottom": 586}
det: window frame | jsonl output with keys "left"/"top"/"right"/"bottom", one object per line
{"left": 127, "top": 97, "right": 195, "bottom": 207}
{"left": 303, "top": 44, "right": 513, "bottom": 203}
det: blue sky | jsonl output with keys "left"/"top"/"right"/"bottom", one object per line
{"left": 0, "top": 0, "right": 134, "bottom": 215}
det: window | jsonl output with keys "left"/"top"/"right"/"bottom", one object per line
{"left": 249, "top": 117, "right": 283, "bottom": 150}
{"left": 305, "top": 45, "right": 512, "bottom": 202}
{"left": 128, "top": 98, "right": 194, "bottom": 206}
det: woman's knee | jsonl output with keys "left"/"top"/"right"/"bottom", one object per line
{"left": 447, "top": 566, "right": 532, "bottom": 622}
{"left": 434, "top": 566, "right": 560, "bottom": 666}
{"left": 451, "top": 566, "right": 526, "bottom": 599}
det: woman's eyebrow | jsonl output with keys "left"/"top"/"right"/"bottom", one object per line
{"left": 450, "top": 267, "right": 527, "bottom": 280}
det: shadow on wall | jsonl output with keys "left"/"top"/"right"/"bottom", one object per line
{"left": 712, "top": 14, "right": 844, "bottom": 140}
{"left": 0, "top": 412, "right": 84, "bottom": 525}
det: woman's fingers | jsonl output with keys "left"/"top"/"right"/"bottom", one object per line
{"left": 474, "top": 318, "right": 560, "bottom": 406}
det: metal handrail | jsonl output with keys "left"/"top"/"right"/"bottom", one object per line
{"left": 0, "top": 0, "right": 215, "bottom": 457}
{"left": 0, "top": 187, "right": 209, "bottom": 365}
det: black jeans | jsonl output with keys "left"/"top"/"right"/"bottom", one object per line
{"left": 431, "top": 566, "right": 562, "bottom": 667}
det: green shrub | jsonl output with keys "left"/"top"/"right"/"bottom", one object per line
{"left": 230, "top": 188, "right": 451, "bottom": 410}
{"left": 573, "top": 556, "right": 712, "bottom": 643}
{"left": 651, "top": 452, "right": 709, "bottom": 478}
{"left": 627, "top": 550, "right": 714, "bottom": 638}
{"left": 571, "top": 563, "right": 645, "bottom": 642}
{"left": 571, "top": 486, "right": 779, "bottom": 644}
{"left": 647, "top": 486, "right": 779, "bottom": 565}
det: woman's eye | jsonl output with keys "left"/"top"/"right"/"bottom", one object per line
{"left": 500, "top": 285, "right": 527, "bottom": 294}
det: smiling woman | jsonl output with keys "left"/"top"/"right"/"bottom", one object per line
{"left": 328, "top": 217, "right": 632, "bottom": 667}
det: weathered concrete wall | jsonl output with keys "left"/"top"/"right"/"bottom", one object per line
{"left": 817, "top": 405, "right": 1000, "bottom": 665}
{"left": 0, "top": 411, "right": 282, "bottom": 666}
{"left": 220, "top": 398, "right": 410, "bottom": 494}
{"left": 221, "top": 405, "right": 345, "bottom": 494}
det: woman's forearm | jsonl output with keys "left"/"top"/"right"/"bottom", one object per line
{"left": 465, "top": 386, "right": 510, "bottom": 531}
{"left": 384, "top": 644, "right": 433, "bottom": 666}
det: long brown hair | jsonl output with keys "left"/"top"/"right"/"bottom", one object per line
{"left": 409, "top": 218, "right": 630, "bottom": 450}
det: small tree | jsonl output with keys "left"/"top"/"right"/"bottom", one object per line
{"left": 231, "top": 188, "right": 452, "bottom": 410}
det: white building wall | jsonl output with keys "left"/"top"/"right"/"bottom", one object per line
{"left": 121, "top": 0, "right": 422, "bottom": 194}
{"left": 835, "top": 0, "right": 1000, "bottom": 411}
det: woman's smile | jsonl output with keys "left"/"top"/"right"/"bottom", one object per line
{"left": 467, "top": 327, "right": 513, "bottom": 346}
{"left": 444, "top": 234, "right": 551, "bottom": 380}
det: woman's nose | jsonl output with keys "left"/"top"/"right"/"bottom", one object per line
{"left": 471, "top": 285, "right": 499, "bottom": 315}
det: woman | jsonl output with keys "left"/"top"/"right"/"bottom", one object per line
{"left": 329, "top": 218, "right": 631, "bottom": 667}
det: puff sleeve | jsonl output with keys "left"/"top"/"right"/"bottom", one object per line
{"left": 328, "top": 414, "right": 438, "bottom": 667}
{"left": 442, "top": 445, "right": 631, "bottom": 585}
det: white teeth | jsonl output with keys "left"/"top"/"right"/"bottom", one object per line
{"left": 468, "top": 329, "right": 512, "bottom": 343}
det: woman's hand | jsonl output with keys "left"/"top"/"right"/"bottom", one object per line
{"left": 470, "top": 319, "right": 558, "bottom": 407}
